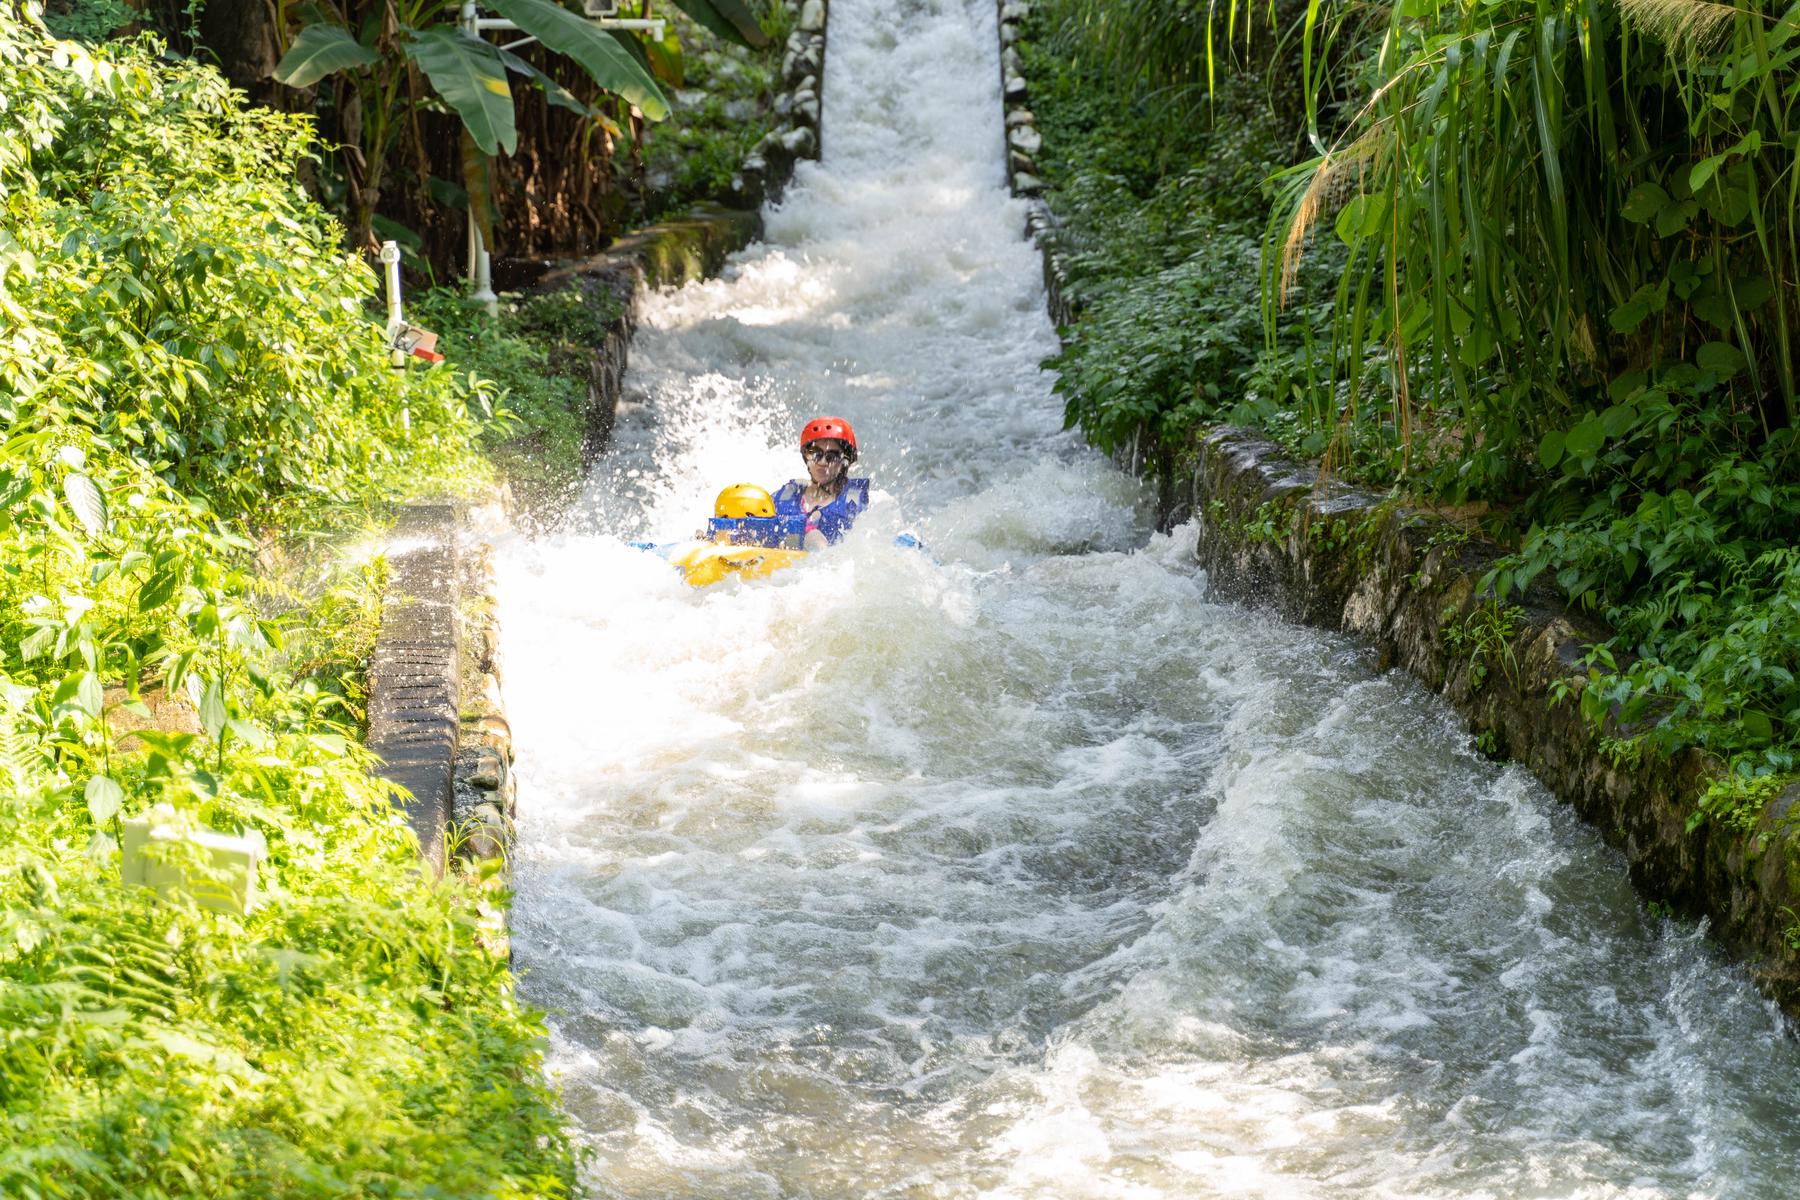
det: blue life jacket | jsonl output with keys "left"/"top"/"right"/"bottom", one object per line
{"left": 705, "top": 514, "right": 807, "bottom": 548}
{"left": 773, "top": 478, "right": 870, "bottom": 545}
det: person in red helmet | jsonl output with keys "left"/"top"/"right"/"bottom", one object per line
{"left": 773, "top": 416, "right": 870, "bottom": 550}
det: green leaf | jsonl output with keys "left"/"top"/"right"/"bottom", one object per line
{"left": 1334, "top": 194, "right": 1384, "bottom": 245}
{"left": 63, "top": 473, "right": 106, "bottom": 535}
{"left": 1621, "top": 182, "right": 1669, "bottom": 223}
{"left": 1696, "top": 340, "right": 1746, "bottom": 377}
{"left": 226, "top": 718, "right": 272, "bottom": 750}
{"left": 1609, "top": 298, "right": 1651, "bottom": 334}
{"left": 666, "top": 0, "right": 769, "bottom": 48}
{"left": 19, "top": 626, "right": 54, "bottom": 662}
{"left": 404, "top": 28, "right": 517, "bottom": 157}
{"left": 1733, "top": 276, "right": 1774, "bottom": 309}
{"left": 77, "top": 671, "right": 103, "bottom": 717}
{"left": 1564, "top": 418, "right": 1604, "bottom": 458}
{"left": 1655, "top": 199, "right": 1698, "bottom": 237}
{"left": 85, "top": 774, "right": 124, "bottom": 826}
{"left": 275, "top": 23, "right": 379, "bottom": 89}
{"left": 1537, "top": 429, "right": 1565, "bottom": 469}
{"left": 200, "top": 682, "right": 227, "bottom": 742}
{"left": 1688, "top": 153, "right": 1728, "bottom": 193}
{"left": 483, "top": 0, "right": 670, "bottom": 120}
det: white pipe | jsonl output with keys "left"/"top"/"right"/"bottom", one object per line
{"left": 471, "top": 227, "right": 498, "bottom": 317}
{"left": 380, "top": 240, "right": 406, "bottom": 369}
{"left": 474, "top": 14, "right": 662, "bottom": 35}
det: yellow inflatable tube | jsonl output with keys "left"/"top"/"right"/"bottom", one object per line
{"left": 668, "top": 542, "right": 809, "bottom": 588}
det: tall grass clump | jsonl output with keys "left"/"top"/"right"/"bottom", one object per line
{"left": 0, "top": 6, "right": 574, "bottom": 1194}
{"left": 1271, "top": 0, "right": 1800, "bottom": 778}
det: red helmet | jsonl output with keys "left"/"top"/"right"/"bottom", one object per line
{"left": 800, "top": 416, "right": 858, "bottom": 463}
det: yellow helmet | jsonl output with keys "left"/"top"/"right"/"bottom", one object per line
{"left": 714, "top": 482, "right": 776, "bottom": 519}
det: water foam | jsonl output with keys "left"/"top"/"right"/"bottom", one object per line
{"left": 498, "top": 0, "right": 1800, "bottom": 1194}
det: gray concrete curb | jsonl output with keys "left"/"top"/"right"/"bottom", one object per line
{"left": 367, "top": 503, "right": 463, "bottom": 875}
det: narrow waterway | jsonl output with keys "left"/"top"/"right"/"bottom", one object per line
{"left": 496, "top": 1, "right": 1800, "bottom": 1194}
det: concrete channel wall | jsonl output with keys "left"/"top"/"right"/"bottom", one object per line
{"left": 994, "top": 2, "right": 1800, "bottom": 1017}
{"left": 367, "top": 1, "right": 830, "bottom": 893}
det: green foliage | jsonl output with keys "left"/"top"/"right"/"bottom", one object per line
{"left": 1028, "top": 0, "right": 1800, "bottom": 794}
{"left": 412, "top": 285, "right": 622, "bottom": 513}
{"left": 2, "top": 28, "right": 493, "bottom": 524}
{"left": 640, "top": 4, "right": 784, "bottom": 213}
{"left": 38, "top": 0, "right": 134, "bottom": 42}
{"left": 0, "top": 16, "right": 572, "bottom": 1194}
{"left": 1500, "top": 431, "right": 1800, "bottom": 774}
{"left": 270, "top": 0, "right": 764, "bottom": 244}
{"left": 1272, "top": 0, "right": 1800, "bottom": 493}
{"left": 1021, "top": 4, "right": 1339, "bottom": 463}
{"left": 1441, "top": 601, "right": 1524, "bottom": 692}
{"left": 1049, "top": 230, "right": 1269, "bottom": 452}
{"left": 1686, "top": 770, "right": 1790, "bottom": 834}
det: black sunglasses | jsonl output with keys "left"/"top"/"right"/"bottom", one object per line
{"left": 804, "top": 446, "right": 846, "bottom": 463}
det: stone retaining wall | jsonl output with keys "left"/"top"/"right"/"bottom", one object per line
{"left": 1187, "top": 428, "right": 1800, "bottom": 1014}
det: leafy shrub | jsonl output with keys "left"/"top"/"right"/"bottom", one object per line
{"left": 1021, "top": 9, "right": 1337, "bottom": 465}
{"left": 38, "top": 0, "right": 133, "bottom": 41}
{"left": 640, "top": 4, "right": 785, "bottom": 215}
{"left": 1499, "top": 421, "right": 1799, "bottom": 775}
{"left": 0, "top": 14, "right": 573, "bottom": 1194}
{"left": 411, "top": 285, "right": 611, "bottom": 514}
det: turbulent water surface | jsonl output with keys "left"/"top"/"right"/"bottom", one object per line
{"left": 497, "top": 1, "right": 1800, "bottom": 1195}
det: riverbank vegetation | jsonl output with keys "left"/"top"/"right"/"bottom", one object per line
{"left": 1023, "top": 0, "right": 1799, "bottom": 805}
{"left": 0, "top": 10, "right": 590, "bottom": 1193}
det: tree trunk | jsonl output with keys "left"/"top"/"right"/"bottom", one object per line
{"left": 195, "top": 0, "right": 287, "bottom": 110}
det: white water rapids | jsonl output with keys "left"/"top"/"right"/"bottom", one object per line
{"left": 495, "top": 0, "right": 1800, "bottom": 1194}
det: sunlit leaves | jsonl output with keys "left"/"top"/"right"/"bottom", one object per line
{"left": 0, "top": 14, "right": 574, "bottom": 1191}
{"left": 62, "top": 473, "right": 105, "bottom": 534}
{"left": 84, "top": 773, "right": 123, "bottom": 823}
